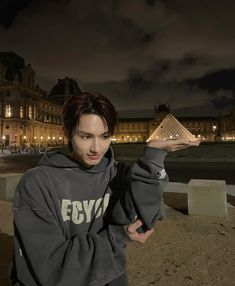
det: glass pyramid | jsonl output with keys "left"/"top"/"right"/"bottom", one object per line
{"left": 147, "top": 113, "right": 197, "bottom": 142}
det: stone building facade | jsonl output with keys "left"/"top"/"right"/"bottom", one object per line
{"left": 0, "top": 52, "right": 77, "bottom": 149}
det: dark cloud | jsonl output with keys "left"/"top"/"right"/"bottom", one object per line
{"left": 212, "top": 92, "right": 235, "bottom": 112}
{"left": 0, "top": 0, "right": 32, "bottom": 28}
{"left": 179, "top": 55, "right": 197, "bottom": 67}
{"left": 187, "top": 69, "right": 235, "bottom": 93}
{"left": 0, "top": 0, "right": 235, "bottom": 115}
{"left": 145, "top": 0, "right": 166, "bottom": 7}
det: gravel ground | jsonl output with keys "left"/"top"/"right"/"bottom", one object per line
{"left": 127, "top": 202, "right": 235, "bottom": 286}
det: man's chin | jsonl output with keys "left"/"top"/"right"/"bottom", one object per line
{"left": 85, "top": 157, "right": 102, "bottom": 166}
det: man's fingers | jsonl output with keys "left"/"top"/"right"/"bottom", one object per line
{"left": 127, "top": 219, "right": 143, "bottom": 234}
{"left": 137, "top": 229, "right": 154, "bottom": 244}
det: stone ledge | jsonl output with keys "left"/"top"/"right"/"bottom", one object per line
{"left": 0, "top": 173, "right": 23, "bottom": 201}
{"left": 187, "top": 179, "right": 227, "bottom": 217}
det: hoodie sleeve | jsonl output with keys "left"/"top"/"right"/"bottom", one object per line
{"left": 131, "top": 146, "right": 168, "bottom": 231}
{"left": 108, "top": 146, "right": 168, "bottom": 231}
{"left": 12, "top": 171, "right": 129, "bottom": 286}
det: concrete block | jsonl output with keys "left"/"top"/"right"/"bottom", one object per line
{"left": 0, "top": 173, "right": 23, "bottom": 201}
{"left": 187, "top": 179, "right": 227, "bottom": 217}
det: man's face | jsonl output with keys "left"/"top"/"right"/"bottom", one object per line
{"left": 70, "top": 114, "right": 111, "bottom": 167}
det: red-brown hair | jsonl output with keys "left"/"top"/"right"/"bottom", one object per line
{"left": 63, "top": 92, "right": 117, "bottom": 147}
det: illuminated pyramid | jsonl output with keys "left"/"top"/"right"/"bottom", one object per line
{"left": 147, "top": 113, "right": 197, "bottom": 142}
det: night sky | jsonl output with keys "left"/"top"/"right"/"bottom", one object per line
{"left": 1, "top": 0, "right": 235, "bottom": 116}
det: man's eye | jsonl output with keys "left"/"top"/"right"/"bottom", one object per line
{"left": 103, "top": 134, "right": 110, "bottom": 140}
{"left": 81, "top": 135, "right": 92, "bottom": 139}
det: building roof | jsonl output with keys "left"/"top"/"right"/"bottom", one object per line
{"left": 49, "top": 77, "right": 81, "bottom": 96}
{"left": 49, "top": 77, "right": 82, "bottom": 104}
{"left": 0, "top": 51, "right": 25, "bottom": 81}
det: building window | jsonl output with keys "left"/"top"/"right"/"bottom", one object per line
{"left": 5, "top": 105, "right": 12, "bottom": 117}
{"left": 34, "top": 106, "right": 36, "bottom": 119}
{"left": 20, "top": 106, "right": 23, "bottom": 118}
{"left": 29, "top": 105, "right": 33, "bottom": 119}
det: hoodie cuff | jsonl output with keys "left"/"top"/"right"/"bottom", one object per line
{"left": 142, "top": 146, "right": 167, "bottom": 166}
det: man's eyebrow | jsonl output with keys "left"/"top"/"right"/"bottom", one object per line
{"left": 77, "top": 131, "right": 110, "bottom": 135}
{"left": 77, "top": 131, "right": 93, "bottom": 135}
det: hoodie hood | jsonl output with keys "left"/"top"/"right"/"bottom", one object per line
{"left": 38, "top": 147, "right": 115, "bottom": 173}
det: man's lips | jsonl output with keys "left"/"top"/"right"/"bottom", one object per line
{"left": 87, "top": 154, "right": 101, "bottom": 160}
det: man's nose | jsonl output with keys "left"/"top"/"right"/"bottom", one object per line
{"left": 90, "top": 138, "right": 101, "bottom": 153}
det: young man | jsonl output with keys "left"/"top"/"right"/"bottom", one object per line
{"left": 11, "top": 92, "right": 199, "bottom": 286}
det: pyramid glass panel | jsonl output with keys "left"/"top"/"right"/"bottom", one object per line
{"left": 147, "top": 114, "right": 197, "bottom": 142}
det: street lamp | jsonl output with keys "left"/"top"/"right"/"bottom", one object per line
{"left": 212, "top": 125, "right": 217, "bottom": 141}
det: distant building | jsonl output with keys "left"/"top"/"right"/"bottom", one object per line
{"left": 0, "top": 52, "right": 235, "bottom": 149}
{"left": 0, "top": 52, "right": 80, "bottom": 149}
{"left": 219, "top": 109, "right": 235, "bottom": 140}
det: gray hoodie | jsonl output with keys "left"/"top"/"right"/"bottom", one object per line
{"left": 11, "top": 146, "right": 168, "bottom": 286}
